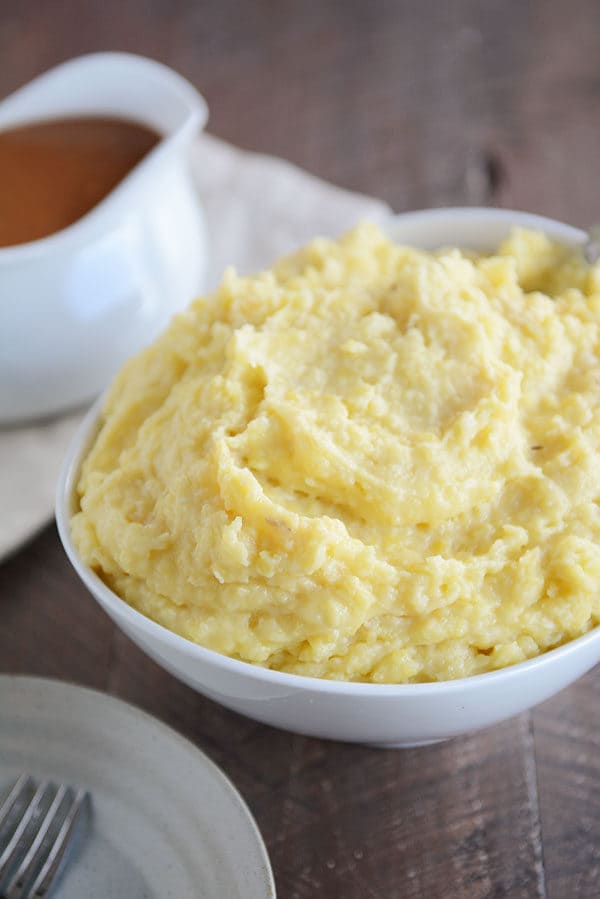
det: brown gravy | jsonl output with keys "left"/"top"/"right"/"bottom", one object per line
{"left": 0, "top": 116, "right": 160, "bottom": 247}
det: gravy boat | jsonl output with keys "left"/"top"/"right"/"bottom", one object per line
{"left": 0, "top": 53, "right": 209, "bottom": 423}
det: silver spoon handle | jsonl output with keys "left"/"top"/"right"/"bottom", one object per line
{"left": 583, "top": 226, "right": 600, "bottom": 264}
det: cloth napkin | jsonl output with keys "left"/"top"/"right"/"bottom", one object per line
{"left": 0, "top": 134, "right": 391, "bottom": 562}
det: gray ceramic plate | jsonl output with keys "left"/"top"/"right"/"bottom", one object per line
{"left": 0, "top": 676, "right": 276, "bottom": 898}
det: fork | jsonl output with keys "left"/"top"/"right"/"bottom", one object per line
{"left": 0, "top": 775, "right": 89, "bottom": 899}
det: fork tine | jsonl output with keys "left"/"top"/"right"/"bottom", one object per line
{"left": 25, "top": 788, "right": 89, "bottom": 899}
{"left": 0, "top": 781, "right": 50, "bottom": 884}
{"left": 3, "top": 785, "right": 68, "bottom": 899}
{"left": 0, "top": 776, "right": 33, "bottom": 831}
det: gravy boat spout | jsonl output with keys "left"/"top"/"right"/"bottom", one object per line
{"left": 0, "top": 53, "right": 209, "bottom": 424}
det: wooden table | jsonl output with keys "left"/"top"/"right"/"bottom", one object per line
{"left": 2, "top": 2, "right": 600, "bottom": 896}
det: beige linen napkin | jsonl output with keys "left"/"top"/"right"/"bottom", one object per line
{"left": 0, "top": 135, "right": 391, "bottom": 562}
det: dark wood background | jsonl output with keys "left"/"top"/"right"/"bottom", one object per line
{"left": 2, "top": 2, "right": 600, "bottom": 896}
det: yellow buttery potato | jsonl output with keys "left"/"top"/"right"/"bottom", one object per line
{"left": 72, "top": 224, "right": 600, "bottom": 682}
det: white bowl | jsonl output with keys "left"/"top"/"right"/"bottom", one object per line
{"left": 56, "top": 207, "right": 600, "bottom": 748}
{"left": 0, "top": 53, "right": 209, "bottom": 424}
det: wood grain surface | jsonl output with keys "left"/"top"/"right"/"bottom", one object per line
{"left": 2, "top": 2, "right": 600, "bottom": 897}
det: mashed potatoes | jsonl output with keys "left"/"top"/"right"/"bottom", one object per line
{"left": 72, "top": 224, "right": 600, "bottom": 683}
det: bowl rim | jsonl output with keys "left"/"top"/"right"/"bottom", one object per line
{"left": 55, "top": 205, "right": 600, "bottom": 696}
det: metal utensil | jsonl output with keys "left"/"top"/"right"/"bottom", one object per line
{"left": 583, "top": 225, "right": 600, "bottom": 264}
{"left": 0, "top": 775, "right": 89, "bottom": 898}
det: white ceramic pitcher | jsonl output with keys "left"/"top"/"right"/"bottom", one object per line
{"left": 0, "top": 53, "right": 209, "bottom": 423}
